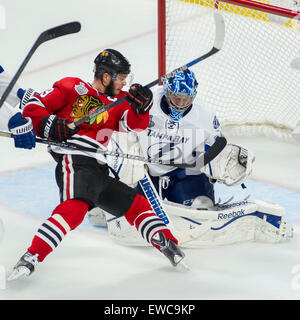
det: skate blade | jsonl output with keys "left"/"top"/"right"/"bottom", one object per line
{"left": 177, "top": 259, "right": 191, "bottom": 271}
{"left": 173, "top": 254, "right": 191, "bottom": 271}
{"left": 7, "top": 267, "right": 30, "bottom": 281}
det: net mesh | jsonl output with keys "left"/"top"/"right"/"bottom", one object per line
{"left": 163, "top": 0, "right": 300, "bottom": 142}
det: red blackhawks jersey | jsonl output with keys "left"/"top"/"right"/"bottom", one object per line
{"left": 22, "top": 77, "right": 149, "bottom": 163}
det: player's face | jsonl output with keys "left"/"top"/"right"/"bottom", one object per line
{"left": 112, "top": 73, "right": 129, "bottom": 95}
{"left": 169, "top": 93, "right": 193, "bottom": 110}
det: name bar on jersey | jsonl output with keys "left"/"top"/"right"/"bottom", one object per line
{"left": 147, "top": 129, "right": 190, "bottom": 144}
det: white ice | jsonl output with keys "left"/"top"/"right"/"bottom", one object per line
{"left": 0, "top": 0, "right": 300, "bottom": 300}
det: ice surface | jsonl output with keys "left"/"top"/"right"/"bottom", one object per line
{"left": 0, "top": 0, "right": 300, "bottom": 300}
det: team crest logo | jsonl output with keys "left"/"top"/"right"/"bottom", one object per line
{"left": 70, "top": 95, "right": 109, "bottom": 125}
{"left": 74, "top": 82, "right": 89, "bottom": 95}
{"left": 147, "top": 141, "right": 182, "bottom": 162}
{"left": 165, "top": 120, "right": 179, "bottom": 131}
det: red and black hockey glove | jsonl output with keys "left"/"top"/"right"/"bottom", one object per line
{"left": 39, "top": 115, "right": 79, "bottom": 142}
{"left": 126, "top": 83, "right": 153, "bottom": 115}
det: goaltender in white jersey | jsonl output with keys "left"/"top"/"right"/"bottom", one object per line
{"left": 138, "top": 85, "right": 222, "bottom": 178}
{"left": 91, "top": 69, "right": 293, "bottom": 247}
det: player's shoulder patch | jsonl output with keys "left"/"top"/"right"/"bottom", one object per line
{"left": 74, "top": 81, "right": 89, "bottom": 95}
{"left": 54, "top": 77, "right": 87, "bottom": 92}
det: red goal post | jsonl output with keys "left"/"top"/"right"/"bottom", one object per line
{"left": 157, "top": 0, "right": 300, "bottom": 142}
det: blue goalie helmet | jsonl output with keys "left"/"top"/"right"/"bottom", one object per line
{"left": 163, "top": 69, "right": 198, "bottom": 113}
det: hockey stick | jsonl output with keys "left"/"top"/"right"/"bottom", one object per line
{"left": 0, "top": 130, "right": 226, "bottom": 169}
{"left": 139, "top": 169, "right": 190, "bottom": 269}
{"left": 67, "top": 12, "right": 225, "bottom": 130}
{"left": 139, "top": 169, "right": 212, "bottom": 252}
{"left": 0, "top": 21, "right": 81, "bottom": 109}
{"left": 0, "top": 130, "right": 194, "bottom": 168}
{"left": 139, "top": 169, "right": 175, "bottom": 230}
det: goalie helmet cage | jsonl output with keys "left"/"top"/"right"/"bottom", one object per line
{"left": 157, "top": 0, "right": 300, "bottom": 143}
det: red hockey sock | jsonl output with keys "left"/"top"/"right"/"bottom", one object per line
{"left": 124, "top": 194, "right": 152, "bottom": 225}
{"left": 124, "top": 194, "right": 178, "bottom": 248}
{"left": 28, "top": 199, "right": 89, "bottom": 262}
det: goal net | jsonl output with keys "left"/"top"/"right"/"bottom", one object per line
{"left": 158, "top": 0, "right": 300, "bottom": 143}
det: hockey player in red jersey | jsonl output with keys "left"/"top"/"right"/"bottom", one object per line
{"left": 8, "top": 49, "right": 185, "bottom": 281}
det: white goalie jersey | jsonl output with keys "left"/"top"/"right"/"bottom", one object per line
{"left": 135, "top": 86, "right": 255, "bottom": 187}
{"left": 137, "top": 86, "right": 223, "bottom": 177}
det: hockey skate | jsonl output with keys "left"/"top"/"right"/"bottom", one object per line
{"left": 8, "top": 251, "right": 39, "bottom": 281}
{"left": 152, "top": 232, "right": 185, "bottom": 267}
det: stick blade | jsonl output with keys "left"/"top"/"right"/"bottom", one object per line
{"left": 0, "top": 22, "right": 81, "bottom": 109}
{"left": 213, "top": 12, "right": 225, "bottom": 50}
{"left": 39, "top": 21, "right": 81, "bottom": 43}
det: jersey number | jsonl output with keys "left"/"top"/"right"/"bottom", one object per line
{"left": 40, "top": 88, "right": 54, "bottom": 98}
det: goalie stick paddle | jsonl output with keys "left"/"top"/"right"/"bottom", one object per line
{"left": 67, "top": 12, "right": 225, "bottom": 130}
{"left": 0, "top": 21, "right": 81, "bottom": 109}
{"left": 0, "top": 131, "right": 226, "bottom": 169}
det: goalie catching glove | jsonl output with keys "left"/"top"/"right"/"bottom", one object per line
{"left": 126, "top": 83, "right": 153, "bottom": 114}
{"left": 202, "top": 144, "right": 255, "bottom": 186}
{"left": 38, "top": 115, "right": 79, "bottom": 142}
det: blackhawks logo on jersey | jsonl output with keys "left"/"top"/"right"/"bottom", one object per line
{"left": 70, "top": 95, "right": 109, "bottom": 125}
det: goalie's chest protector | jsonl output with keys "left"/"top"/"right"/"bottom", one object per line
{"left": 137, "top": 87, "right": 222, "bottom": 176}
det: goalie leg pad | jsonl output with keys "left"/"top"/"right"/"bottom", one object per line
{"left": 253, "top": 200, "right": 293, "bottom": 243}
{"left": 108, "top": 132, "right": 145, "bottom": 187}
{"left": 106, "top": 198, "right": 292, "bottom": 247}
{"left": 87, "top": 207, "right": 107, "bottom": 227}
{"left": 171, "top": 199, "right": 292, "bottom": 247}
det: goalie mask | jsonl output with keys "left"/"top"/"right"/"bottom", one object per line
{"left": 163, "top": 69, "right": 198, "bottom": 121}
{"left": 94, "top": 49, "right": 133, "bottom": 95}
